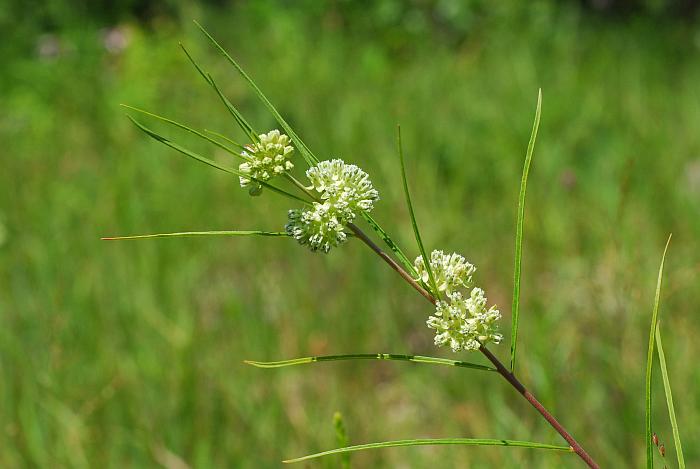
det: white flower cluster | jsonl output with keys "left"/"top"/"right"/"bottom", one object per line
{"left": 414, "top": 250, "right": 475, "bottom": 294}
{"left": 239, "top": 130, "right": 294, "bottom": 195}
{"left": 306, "top": 160, "right": 379, "bottom": 218}
{"left": 416, "top": 250, "right": 502, "bottom": 352}
{"left": 286, "top": 159, "right": 379, "bottom": 253}
{"left": 286, "top": 203, "right": 347, "bottom": 253}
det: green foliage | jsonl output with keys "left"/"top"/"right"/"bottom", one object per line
{"left": 510, "top": 89, "right": 542, "bottom": 373}
{"left": 396, "top": 126, "right": 439, "bottom": 298}
{"left": 645, "top": 235, "right": 671, "bottom": 468}
{"left": 245, "top": 353, "right": 495, "bottom": 372}
{"left": 656, "top": 327, "right": 686, "bottom": 468}
{"left": 284, "top": 438, "right": 573, "bottom": 464}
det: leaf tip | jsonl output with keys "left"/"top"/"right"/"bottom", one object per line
{"left": 243, "top": 360, "right": 264, "bottom": 368}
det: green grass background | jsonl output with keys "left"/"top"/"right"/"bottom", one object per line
{"left": 1, "top": 1, "right": 699, "bottom": 467}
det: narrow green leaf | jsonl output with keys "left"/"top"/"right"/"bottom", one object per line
{"left": 284, "top": 438, "right": 573, "bottom": 464}
{"left": 127, "top": 116, "right": 309, "bottom": 204}
{"left": 204, "top": 129, "right": 246, "bottom": 151}
{"left": 102, "top": 230, "right": 288, "bottom": 241}
{"left": 361, "top": 213, "right": 417, "bottom": 277}
{"left": 207, "top": 73, "right": 260, "bottom": 143}
{"left": 179, "top": 44, "right": 258, "bottom": 143}
{"left": 128, "top": 115, "right": 236, "bottom": 172}
{"left": 646, "top": 234, "right": 672, "bottom": 469}
{"left": 655, "top": 323, "right": 685, "bottom": 468}
{"left": 193, "top": 20, "right": 319, "bottom": 166}
{"left": 245, "top": 353, "right": 495, "bottom": 372}
{"left": 396, "top": 125, "right": 439, "bottom": 299}
{"left": 510, "top": 89, "right": 542, "bottom": 373}
{"left": 179, "top": 42, "right": 211, "bottom": 84}
{"left": 121, "top": 104, "right": 246, "bottom": 155}
{"left": 333, "top": 412, "right": 351, "bottom": 469}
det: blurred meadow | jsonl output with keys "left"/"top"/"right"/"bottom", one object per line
{"left": 2, "top": 0, "right": 700, "bottom": 467}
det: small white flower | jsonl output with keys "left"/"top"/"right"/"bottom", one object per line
{"left": 414, "top": 250, "right": 475, "bottom": 294}
{"left": 306, "top": 159, "right": 379, "bottom": 220}
{"left": 239, "top": 129, "right": 294, "bottom": 195}
{"left": 427, "top": 287, "right": 502, "bottom": 352}
{"left": 285, "top": 202, "right": 348, "bottom": 253}
{"left": 286, "top": 159, "right": 379, "bottom": 253}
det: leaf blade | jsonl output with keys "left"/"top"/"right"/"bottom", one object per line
{"left": 245, "top": 353, "right": 495, "bottom": 372}
{"left": 102, "top": 230, "right": 288, "bottom": 241}
{"left": 121, "top": 104, "right": 246, "bottom": 155}
{"left": 179, "top": 44, "right": 258, "bottom": 142}
{"left": 283, "top": 438, "right": 573, "bottom": 464}
{"left": 193, "top": 20, "right": 319, "bottom": 166}
{"left": 645, "top": 234, "right": 672, "bottom": 469}
{"left": 655, "top": 324, "right": 685, "bottom": 468}
{"left": 127, "top": 116, "right": 309, "bottom": 204}
{"left": 510, "top": 89, "right": 542, "bottom": 373}
{"left": 396, "top": 125, "right": 439, "bottom": 298}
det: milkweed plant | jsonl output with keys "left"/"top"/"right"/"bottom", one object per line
{"left": 104, "top": 22, "right": 688, "bottom": 469}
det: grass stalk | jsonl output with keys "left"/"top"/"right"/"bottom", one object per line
{"left": 645, "top": 234, "right": 672, "bottom": 468}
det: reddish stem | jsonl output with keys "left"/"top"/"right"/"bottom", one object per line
{"left": 348, "top": 222, "right": 600, "bottom": 469}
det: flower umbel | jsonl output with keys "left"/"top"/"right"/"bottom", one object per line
{"left": 239, "top": 129, "right": 294, "bottom": 195}
{"left": 414, "top": 250, "right": 475, "bottom": 295}
{"left": 428, "top": 288, "right": 503, "bottom": 352}
{"left": 287, "top": 159, "right": 379, "bottom": 253}
{"left": 306, "top": 159, "right": 379, "bottom": 219}
{"left": 417, "top": 250, "right": 502, "bottom": 352}
{"left": 286, "top": 203, "right": 348, "bottom": 253}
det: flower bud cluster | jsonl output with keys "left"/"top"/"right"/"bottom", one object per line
{"left": 416, "top": 250, "right": 502, "bottom": 352}
{"left": 239, "top": 130, "right": 294, "bottom": 195}
{"left": 286, "top": 159, "right": 378, "bottom": 253}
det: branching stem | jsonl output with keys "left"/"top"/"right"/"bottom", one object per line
{"left": 349, "top": 221, "right": 600, "bottom": 469}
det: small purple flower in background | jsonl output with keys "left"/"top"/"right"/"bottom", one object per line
{"left": 101, "top": 26, "right": 131, "bottom": 55}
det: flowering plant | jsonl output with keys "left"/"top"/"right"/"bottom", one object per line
{"left": 104, "top": 22, "right": 686, "bottom": 469}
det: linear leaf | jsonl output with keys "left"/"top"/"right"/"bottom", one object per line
{"left": 284, "top": 438, "right": 573, "bottom": 464}
{"left": 655, "top": 324, "right": 685, "bottom": 468}
{"left": 646, "top": 234, "right": 672, "bottom": 469}
{"left": 127, "top": 116, "right": 309, "bottom": 204}
{"left": 207, "top": 73, "right": 259, "bottom": 143}
{"left": 396, "top": 125, "right": 439, "bottom": 298}
{"left": 204, "top": 129, "right": 246, "bottom": 150}
{"left": 510, "top": 89, "right": 542, "bottom": 373}
{"left": 102, "top": 230, "right": 288, "bottom": 241}
{"left": 361, "top": 213, "right": 417, "bottom": 277}
{"left": 193, "top": 20, "right": 319, "bottom": 166}
{"left": 122, "top": 104, "right": 246, "bottom": 155}
{"left": 179, "top": 44, "right": 258, "bottom": 142}
{"left": 245, "top": 353, "right": 495, "bottom": 372}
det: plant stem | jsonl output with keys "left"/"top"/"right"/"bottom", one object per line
{"left": 348, "top": 221, "right": 600, "bottom": 469}
{"left": 479, "top": 346, "right": 599, "bottom": 468}
{"left": 348, "top": 223, "right": 434, "bottom": 304}
{"left": 285, "top": 174, "right": 318, "bottom": 202}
